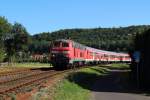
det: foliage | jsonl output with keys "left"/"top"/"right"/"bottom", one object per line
{"left": 4, "top": 23, "right": 30, "bottom": 63}
{"left": 133, "top": 29, "right": 150, "bottom": 89}
{"left": 0, "top": 16, "right": 30, "bottom": 63}
{"left": 0, "top": 48, "right": 5, "bottom": 62}
{"left": 0, "top": 16, "right": 12, "bottom": 37}
{"left": 29, "top": 40, "right": 50, "bottom": 54}
{"left": 0, "top": 16, "right": 12, "bottom": 62}
{"left": 33, "top": 25, "right": 150, "bottom": 53}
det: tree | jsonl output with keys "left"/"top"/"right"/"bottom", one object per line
{"left": 4, "top": 34, "right": 16, "bottom": 63}
{"left": 0, "top": 16, "right": 12, "bottom": 62}
{"left": 132, "top": 29, "right": 150, "bottom": 89}
{"left": 0, "top": 48, "right": 5, "bottom": 62}
{"left": 4, "top": 22, "right": 30, "bottom": 63}
{"left": 0, "top": 16, "right": 12, "bottom": 36}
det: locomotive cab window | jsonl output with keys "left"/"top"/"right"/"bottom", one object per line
{"left": 62, "top": 42, "right": 69, "bottom": 47}
{"left": 54, "top": 41, "right": 61, "bottom": 47}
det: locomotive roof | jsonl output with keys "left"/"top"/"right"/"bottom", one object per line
{"left": 55, "top": 39, "right": 86, "bottom": 50}
{"left": 54, "top": 39, "right": 129, "bottom": 56}
{"left": 55, "top": 39, "right": 69, "bottom": 43}
{"left": 86, "top": 47, "right": 128, "bottom": 56}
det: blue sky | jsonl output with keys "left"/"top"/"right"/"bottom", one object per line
{"left": 0, "top": 0, "right": 150, "bottom": 35}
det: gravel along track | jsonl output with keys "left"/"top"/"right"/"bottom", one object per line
{"left": 0, "top": 68, "right": 30, "bottom": 76}
{"left": 0, "top": 68, "right": 67, "bottom": 95}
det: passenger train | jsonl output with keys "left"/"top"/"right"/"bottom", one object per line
{"left": 50, "top": 39, "right": 131, "bottom": 69}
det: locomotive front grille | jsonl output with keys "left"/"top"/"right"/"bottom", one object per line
{"left": 51, "top": 53, "right": 69, "bottom": 69}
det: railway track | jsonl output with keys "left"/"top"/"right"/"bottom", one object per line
{"left": 0, "top": 68, "right": 68, "bottom": 96}
{"left": 0, "top": 66, "right": 92, "bottom": 98}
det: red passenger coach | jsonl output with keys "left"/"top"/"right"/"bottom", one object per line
{"left": 50, "top": 39, "right": 131, "bottom": 69}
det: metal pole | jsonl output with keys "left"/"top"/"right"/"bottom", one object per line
{"left": 137, "top": 62, "right": 139, "bottom": 88}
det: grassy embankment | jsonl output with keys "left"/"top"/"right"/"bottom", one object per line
{"left": 6, "top": 62, "right": 51, "bottom": 68}
{"left": 33, "top": 65, "right": 110, "bottom": 100}
{"left": 14, "top": 62, "right": 51, "bottom": 68}
{"left": 0, "top": 62, "right": 51, "bottom": 75}
{"left": 52, "top": 66, "right": 109, "bottom": 100}
{"left": 52, "top": 64, "right": 130, "bottom": 100}
{"left": 106, "top": 63, "right": 130, "bottom": 69}
{"left": 32, "top": 64, "right": 130, "bottom": 100}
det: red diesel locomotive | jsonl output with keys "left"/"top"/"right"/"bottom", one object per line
{"left": 51, "top": 39, "right": 131, "bottom": 69}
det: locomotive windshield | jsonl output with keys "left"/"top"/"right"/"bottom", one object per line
{"left": 62, "top": 42, "right": 69, "bottom": 47}
{"left": 53, "top": 41, "right": 69, "bottom": 47}
{"left": 54, "top": 41, "right": 61, "bottom": 47}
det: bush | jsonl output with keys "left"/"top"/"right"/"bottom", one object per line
{"left": 0, "top": 48, "right": 5, "bottom": 62}
{"left": 133, "top": 29, "right": 150, "bottom": 89}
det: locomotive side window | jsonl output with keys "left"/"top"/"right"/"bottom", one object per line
{"left": 62, "top": 42, "right": 69, "bottom": 47}
{"left": 74, "top": 48, "right": 76, "bottom": 57}
{"left": 80, "top": 52, "right": 83, "bottom": 57}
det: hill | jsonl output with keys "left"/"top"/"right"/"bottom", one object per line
{"left": 31, "top": 25, "right": 150, "bottom": 53}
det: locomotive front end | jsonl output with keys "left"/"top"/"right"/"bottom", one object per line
{"left": 51, "top": 40, "right": 71, "bottom": 69}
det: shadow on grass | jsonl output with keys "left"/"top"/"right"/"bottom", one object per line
{"left": 66, "top": 67, "right": 150, "bottom": 95}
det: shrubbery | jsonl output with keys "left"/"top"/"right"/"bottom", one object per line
{"left": 132, "top": 29, "right": 150, "bottom": 89}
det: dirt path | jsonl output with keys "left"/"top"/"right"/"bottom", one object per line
{"left": 91, "top": 69, "right": 150, "bottom": 100}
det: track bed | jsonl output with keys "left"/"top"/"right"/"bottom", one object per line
{"left": 0, "top": 67, "right": 69, "bottom": 98}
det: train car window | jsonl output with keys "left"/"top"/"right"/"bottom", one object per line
{"left": 90, "top": 52, "right": 93, "bottom": 56}
{"left": 74, "top": 48, "right": 76, "bottom": 57}
{"left": 62, "top": 42, "right": 69, "bottom": 47}
{"left": 54, "top": 42, "right": 61, "bottom": 47}
{"left": 80, "top": 52, "right": 83, "bottom": 57}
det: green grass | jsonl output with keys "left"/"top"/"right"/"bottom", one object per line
{"left": 7, "top": 62, "right": 51, "bottom": 68}
{"left": 53, "top": 80, "right": 89, "bottom": 100}
{"left": 52, "top": 66, "right": 108, "bottom": 100}
{"left": 107, "top": 63, "right": 130, "bottom": 69}
{"left": 32, "top": 64, "right": 129, "bottom": 100}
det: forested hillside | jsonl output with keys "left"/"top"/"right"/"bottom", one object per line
{"left": 31, "top": 25, "right": 150, "bottom": 53}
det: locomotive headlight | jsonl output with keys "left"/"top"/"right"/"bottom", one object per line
{"left": 51, "top": 51, "right": 59, "bottom": 53}
{"left": 62, "top": 51, "right": 69, "bottom": 54}
{"left": 52, "top": 54, "right": 55, "bottom": 57}
{"left": 51, "top": 51, "right": 69, "bottom": 54}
